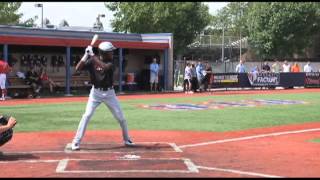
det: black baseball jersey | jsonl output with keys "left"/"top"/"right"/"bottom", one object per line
{"left": 83, "top": 57, "right": 114, "bottom": 88}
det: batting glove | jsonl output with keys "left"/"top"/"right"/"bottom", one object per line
{"left": 85, "top": 46, "right": 95, "bottom": 56}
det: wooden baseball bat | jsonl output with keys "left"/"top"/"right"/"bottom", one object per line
{"left": 90, "top": 34, "right": 99, "bottom": 46}
{"left": 80, "top": 34, "right": 99, "bottom": 61}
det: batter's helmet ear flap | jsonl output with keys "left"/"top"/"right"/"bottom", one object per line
{"left": 98, "top": 42, "right": 116, "bottom": 52}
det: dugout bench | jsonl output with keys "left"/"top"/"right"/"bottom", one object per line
{"left": 7, "top": 76, "right": 33, "bottom": 98}
{"left": 7, "top": 75, "right": 92, "bottom": 98}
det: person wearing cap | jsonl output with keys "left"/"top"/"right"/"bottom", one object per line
{"left": 70, "top": 42, "right": 135, "bottom": 151}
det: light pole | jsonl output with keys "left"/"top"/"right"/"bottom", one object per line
{"left": 35, "top": 3, "right": 43, "bottom": 28}
{"left": 222, "top": 25, "right": 226, "bottom": 72}
{"left": 221, "top": 25, "right": 225, "bottom": 63}
{"left": 239, "top": 2, "right": 243, "bottom": 62}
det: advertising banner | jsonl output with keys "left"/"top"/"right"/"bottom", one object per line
{"left": 247, "top": 72, "right": 280, "bottom": 86}
{"left": 305, "top": 72, "right": 320, "bottom": 87}
{"left": 212, "top": 73, "right": 239, "bottom": 88}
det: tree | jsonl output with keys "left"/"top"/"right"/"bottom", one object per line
{"left": 0, "top": 2, "right": 22, "bottom": 25}
{"left": 0, "top": 2, "right": 38, "bottom": 27}
{"left": 105, "top": 2, "right": 211, "bottom": 54}
{"left": 17, "top": 16, "right": 38, "bottom": 27}
{"left": 246, "top": 2, "right": 320, "bottom": 58}
{"left": 209, "top": 2, "right": 250, "bottom": 38}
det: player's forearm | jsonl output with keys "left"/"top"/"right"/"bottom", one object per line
{"left": 0, "top": 125, "right": 11, "bottom": 134}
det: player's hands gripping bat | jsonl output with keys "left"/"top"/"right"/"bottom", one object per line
{"left": 80, "top": 34, "right": 99, "bottom": 62}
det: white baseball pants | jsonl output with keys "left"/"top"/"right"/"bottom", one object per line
{"left": 72, "top": 86, "right": 131, "bottom": 145}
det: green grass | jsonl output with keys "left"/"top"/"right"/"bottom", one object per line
{"left": 2, "top": 92, "right": 320, "bottom": 132}
{"left": 309, "top": 138, "right": 320, "bottom": 143}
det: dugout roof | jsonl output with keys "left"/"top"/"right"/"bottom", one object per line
{"left": 0, "top": 25, "right": 169, "bottom": 50}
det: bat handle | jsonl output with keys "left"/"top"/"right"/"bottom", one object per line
{"left": 80, "top": 53, "right": 89, "bottom": 62}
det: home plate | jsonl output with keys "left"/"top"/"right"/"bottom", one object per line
{"left": 119, "top": 154, "right": 141, "bottom": 160}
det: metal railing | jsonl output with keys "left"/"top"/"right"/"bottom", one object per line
{"left": 188, "top": 35, "right": 248, "bottom": 49}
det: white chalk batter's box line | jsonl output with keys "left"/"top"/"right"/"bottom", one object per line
{"left": 55, "top": 158, "right": 199, "bottom": 173}
{"left": 64, "top": 142, "right": 183, "bottom": 153}
{"left": 0, "top": 158, "right": 280, "bottom": 177}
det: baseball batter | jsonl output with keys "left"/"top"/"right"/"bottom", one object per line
{"left": 71, "top": 41, "right": 134, "bottom": 151}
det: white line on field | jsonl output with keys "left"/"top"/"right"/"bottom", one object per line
{"left": 179, "top": 128, "right": 320, "bottom": 149}
{"left": 55, "top": 158, "right": 198, "bottom": 174}
{"left": 196, "top": 165, "right": 283, "bottom": 178}
{"left": 56, "top": 159, "right": 69, "bottom": 173}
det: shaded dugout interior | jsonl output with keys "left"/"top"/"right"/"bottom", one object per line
{"left": 0, "top": 25, "right": 173, "bottom": 94}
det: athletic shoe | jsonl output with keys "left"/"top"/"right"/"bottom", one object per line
{"left": 124, "top": 139, "right": 135, "bottom": 147}
{"left": 71, "top": 142, "right": 80, "bottom": 151}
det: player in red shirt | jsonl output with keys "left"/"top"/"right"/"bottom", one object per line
{"left": 0, "top": 60, "right": 12, "bottom": 101}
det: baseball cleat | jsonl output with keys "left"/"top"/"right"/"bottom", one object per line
{"left": 71, "top": 143, "right": 80, "bottom": 151}
{"left": 124, "top": 140, "right": 135, "bottom": 147}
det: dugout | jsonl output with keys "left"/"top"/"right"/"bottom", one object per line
{"left": 0, "top": 25, "right": 173, "bottom": 96}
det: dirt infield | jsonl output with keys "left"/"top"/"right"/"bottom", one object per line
{"left": 1, "top": 88, "right": 320, "bottom": 177}
{"left": 1, "top": 122, "right": 320, "bottom": 177}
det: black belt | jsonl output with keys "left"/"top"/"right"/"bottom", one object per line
{"left": 95, "top": 86, "right": 113, "bottom": 91}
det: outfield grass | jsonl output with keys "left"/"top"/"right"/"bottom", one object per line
{"left": 309, "top": 138, "right": 320, "bottom": 143}
{"left": 2, "top": 92, "right": 320, "bottom": 132}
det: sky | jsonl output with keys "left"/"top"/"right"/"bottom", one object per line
{"left": 18, "top": 2, "right": 229, "bottom": 32}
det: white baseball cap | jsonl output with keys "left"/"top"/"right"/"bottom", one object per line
{"left": 98, "top": 41, "right": 117, "bottom": 52}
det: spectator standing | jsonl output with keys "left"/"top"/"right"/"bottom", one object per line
{"left": 235, "top": 60, "right": 246, "bottom": 73}
{"left": 271, "top": 59, "right": 281, "bottom": 73}
{"left": 282, "top": 60, "right": 291, "bottom": 72}
{"left": 291, "top": 62, "right": 300, "bottom": 72}
{"left": 202, "top": 63, "right": 213, "bottom": 92}
{"left": 149, "top": 58, "right": 159, "bottom": 92}
{"left": 196, "top": 61, "right": 204, "bottom": 92}
{"left": 183, "top": 63, "right": 192, "bottom": 94}
{"left": 261, "top": 61, "right": 271, "bottom": 72}
{"left": 303, "top": 61, "right": 313, "bottom": 72}
{"left": 190, "top": 64, "right": 198, "bottom": 93}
